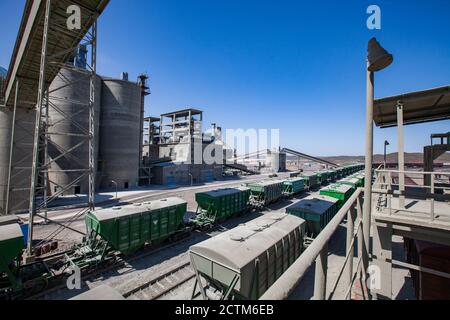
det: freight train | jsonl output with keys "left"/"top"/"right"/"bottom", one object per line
{"left": 191, "top": 164, "right": 364, "bottom": 228}
{"left": 189, "top": 165, "right": 366, "bottom": 299}
{"left": 190, "top": 211, "right": 306, "bottom": 299}
{"left": 0, "top": 164, "right": 364, "bottom": 299}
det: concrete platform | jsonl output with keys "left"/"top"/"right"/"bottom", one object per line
{"left": 375, "top": 197, "right": 450, "bottom": 233}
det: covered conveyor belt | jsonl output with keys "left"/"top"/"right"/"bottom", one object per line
{"left": 281, "top": 148, "right": 337, "bottom": 167}
{"left": 226, "top": 148, "right": 336, "bottom": 170}
{"left": 227, "top": 149, "right": 270, "bottom": 162}
{"left": 224, "top": 163, "right": 259, "bottom": 175}
{"left": 2, "top": 0, "right": 109, "bottom": 108}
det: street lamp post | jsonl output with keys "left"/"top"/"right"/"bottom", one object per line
{"left": 384, "top": 140, "right": 390, "bottom": 168}
{"left": 111, "top": 180, "right": 118, "bottom": 200}
{"left": 363, "top": 37, "right": 393, "bottom": 278}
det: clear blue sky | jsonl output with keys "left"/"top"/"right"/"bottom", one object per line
{"left": 1, "top": 0, "right": 449, "bottom": 156}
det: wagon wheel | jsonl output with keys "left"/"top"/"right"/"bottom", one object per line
{"left": 24, "top": 277, "right": 49, "bottom": 295}
{"left": 202, "top": 223, "right": 213, "bottom": 232}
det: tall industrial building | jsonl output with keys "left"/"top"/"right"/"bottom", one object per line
{"left": 0, "top": 54, "right": 146, "bottom": 214}
{"left": 2, "top": 54, "right": 228, "bottom": 215}
{"left": 151, "top": 108, "right": 223, "bottom": 185}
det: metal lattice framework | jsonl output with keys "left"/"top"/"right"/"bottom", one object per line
{"left": 36, "top": 25, "right": 98, "bottom": 212}
{"left": 2, "top": 0, "right": 109, "bottom": 256}
{"left": 27, "top": 3, "right": 98, "bottom": 256}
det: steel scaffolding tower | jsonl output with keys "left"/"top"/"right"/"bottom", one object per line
{"left": 20, "top": 0, "right": 101, "bottom": 257}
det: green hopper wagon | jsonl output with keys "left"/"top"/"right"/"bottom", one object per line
{"left": 286, "top": 195, "right": 339, "bottom": 237}
{"left": 351, "top": 173, "right": 365, "bottom": 187}
{"left": 319, "top": 183, "right": 354, "bottom": 208}
{"left": 338, "top": 177, "right": 362, "bottom": 190}
{"left": 302, "top": 173, "right": 320, "bottom": 190}
{"left": 195, "top": 187, "right": 251, "bottom": 223}
{"left": 316, "top": 171, "right": 330, "bottom": 185}
{"left": 85, "top": 197, "right": 187, "bottom": 255}
{"left": 335, "top": 168, "right": 344, "bottom": 179}
{"left": 0, "top": 224, "right": 24, "bottom": 292}
{"left": 283, "top": 177, "right": 305, "bottom": 195}
{"left": 247, "top": 180, "right": 284, "bottom": 206}
{"left": 326, "top": 170, "right": 337, "bottom": 182}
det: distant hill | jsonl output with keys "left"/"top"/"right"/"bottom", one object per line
{"left": 325, "top": 152, "right": 450, "bottom": 164}
{"left": 287, "top": 152, "right": 450, "bottom": 164}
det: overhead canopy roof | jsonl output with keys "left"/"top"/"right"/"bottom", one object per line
{"left": 373, "top": 85, "right": 450, "bottom": 128}
{"left": 3, "top": 0, "right": 109, "bottom": 108}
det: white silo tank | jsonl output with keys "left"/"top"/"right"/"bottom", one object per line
{"left": 270, "top": 151, "right": 287, "bottom": 173}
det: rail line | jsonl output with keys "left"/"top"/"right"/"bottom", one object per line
{"left": 26, "top": 231, "right": 193, "bottom": 300}
{"left": 121, "top": 261, "right": 195, "bottom": 300}
{"left": 24, "top": 178, "right": 326, "bottom": 300}
{"left": 30, "top": 175, "right": 274, "bottom": 219}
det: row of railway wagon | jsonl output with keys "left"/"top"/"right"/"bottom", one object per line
{"left": 0, "top": 164, "right": 364, "bottom": 300}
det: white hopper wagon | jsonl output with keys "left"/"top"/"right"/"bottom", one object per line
{"left": 189, "top": 212, "right": 306, "bottom": 300}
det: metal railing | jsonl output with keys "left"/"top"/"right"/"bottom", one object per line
{"left": 373, "top": 169, "right": 450, "bottom": 221}
{"left": 260, "top": 188, "right": 369, "bottom": 300}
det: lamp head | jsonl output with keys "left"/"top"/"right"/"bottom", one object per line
{"left": 367, "top": 37, "right": 393, "bottom": 72}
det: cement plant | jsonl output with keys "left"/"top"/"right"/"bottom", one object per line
{"left": 0, "top": 0, "right": 449, "bottom": 303}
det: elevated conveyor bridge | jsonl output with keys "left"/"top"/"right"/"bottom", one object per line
{"left": 281, "top": 148, "right": 338, "bottom": 168}
{"left": 2, "top": 0, "right": 109, "bottom": 109}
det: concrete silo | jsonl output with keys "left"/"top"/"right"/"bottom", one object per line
{"left": 0, "top": 107, "right": 13, "bottom": 214}
{"left": 0, "top": 105, "right": 36, "bottom": 214}
{"left": 1, "top": 66, "right": 36, "bottom": 214}
{"left": 0, "top": 67, "right": 8, "bottom": 213}
{"left": 269, "top": 150, "right": 287, "bottom": 173}
{"left": 47, "top": 68, "right": 101, "bottom": 195}
{"left": 99, "top": 77, "right": 141, "bottom": 189}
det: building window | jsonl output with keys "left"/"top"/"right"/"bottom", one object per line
{"left": 124, "top": 182, "right": 129, "bottom": 189}
{"left": 74, "top": 186, "right": 81, "bottom": 194}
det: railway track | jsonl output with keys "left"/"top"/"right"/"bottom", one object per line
{"left": 121, "top": 261, "right": 195, "bottom": 300}
{"left": 28, "top": 220, "right": 231, "bottom": 300}
{"left": 27, "top": 231, "right": 193, "bottom": 300}
{"left": 28, "top": 175, "right": 276, "bottom": 223}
